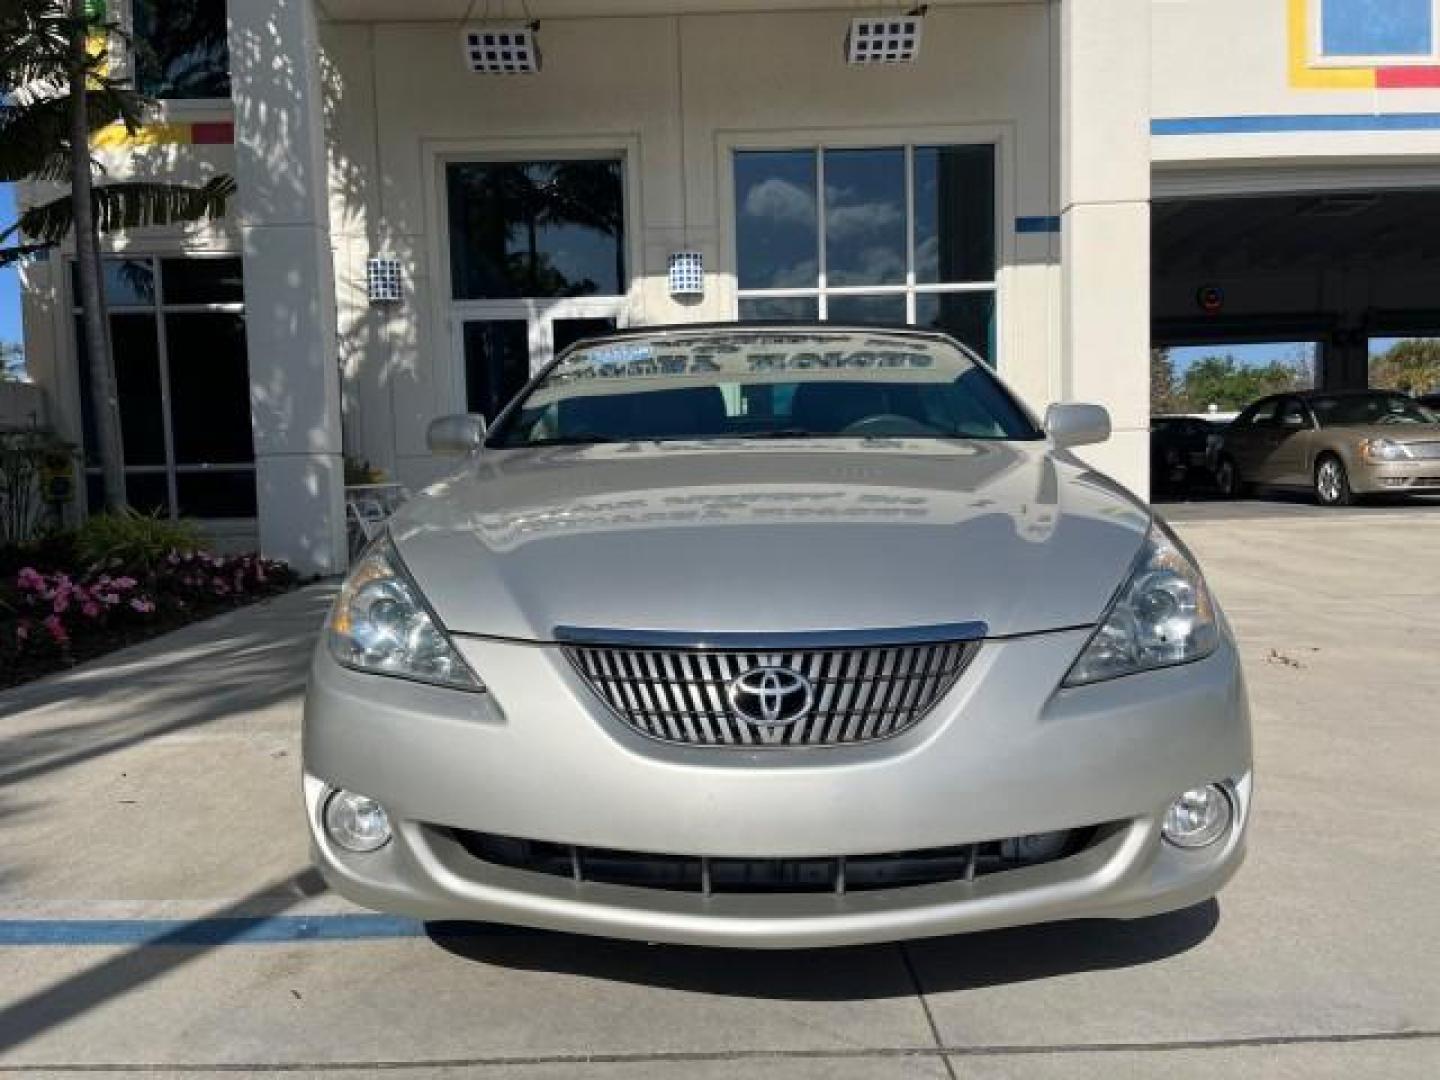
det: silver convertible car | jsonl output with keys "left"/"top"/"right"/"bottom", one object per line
{"left": 305, "top": 326, "right": 1251, "bottom": 947}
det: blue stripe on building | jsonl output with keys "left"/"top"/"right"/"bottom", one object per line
{"left": 1153, "top": 113, "right": 1440, "bottom": 136}
{"left": 1015, "top": 216, "right": 1061, "bottom": 234}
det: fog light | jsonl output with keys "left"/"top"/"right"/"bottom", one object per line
{"left": 1162, "top": 784, "right": 1232, "bottom": 849}
{"left": 324, "top": 789, "right": 392, "bottom": 853}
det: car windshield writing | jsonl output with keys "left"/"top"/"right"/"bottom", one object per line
{"left": 489, "top": 331, "right": 1040, "bottom": 446}
{"left": 1311, "top": 394, "right": 1437, "bottom": 427}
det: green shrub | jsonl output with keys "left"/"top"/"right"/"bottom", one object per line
{"left": 74, "top": 510, "right": 204, "bottom": 573}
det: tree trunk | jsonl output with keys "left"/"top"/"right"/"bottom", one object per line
{"left": 69, "top": 0, "right": 126, "bottom": 512}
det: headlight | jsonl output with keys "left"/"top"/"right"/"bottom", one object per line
{"left": 327, "top": 538, "right": 483, "bottom": 691}
{"left": 1360, "top": 438, "right": 1411, "bottom": 464}
{"left": 1064, "top": 521, "right": 1220, "bottom": 687}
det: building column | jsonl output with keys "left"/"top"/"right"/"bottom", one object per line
{"left": 1059, "top": 0, "right": 1152, "bottom": 496}
{"left": 228, "top": 0, "right": 347, "bottom": 574}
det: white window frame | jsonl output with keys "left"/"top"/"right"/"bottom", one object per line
{"left": 1311, "top": 0, "right": 1440, "bottom": 67}
{"left": 721, "top": 126, "right": 1009, "bottom": 366}
{"left": 67, "top": 252, "right": 252, "bottom": 520}
{"left": 424, "top": 137, "right": 642, "bottom": 413}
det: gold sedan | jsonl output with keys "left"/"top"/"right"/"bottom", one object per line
{"left": 1216, "top": 390, "right": 1440, "bottom": 506}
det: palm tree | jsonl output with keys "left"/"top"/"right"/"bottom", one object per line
{"left": 0, "top": 0, "right": 234, "bottom": 510}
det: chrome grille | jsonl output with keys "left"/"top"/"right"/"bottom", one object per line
{"left": 563, "top": 637, "right": 978, "bottom": 747}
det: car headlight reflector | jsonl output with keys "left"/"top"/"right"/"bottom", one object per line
{"left": 327, "top": 540, "right": 483, "bottom": 691}
{"left": 1360, "top": 438, "right": 1411, "bottom": 463}
{"left": 1064, "top": 521, "right": 1219, "bottom": 686}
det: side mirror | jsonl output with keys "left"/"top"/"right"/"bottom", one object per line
{"left": 1044, "top": 403, "right": 1111, "bottom": 449}
{"left": 427, "top": 413, "right": 487, "bottom": 457}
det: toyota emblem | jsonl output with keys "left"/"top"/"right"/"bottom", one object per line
{"left": 727, "top": 665, "right": 814, "bottom": 727}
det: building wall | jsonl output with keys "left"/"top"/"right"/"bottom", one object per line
{"left": 318, "top": 4, "right": 1060, "bottom": 492}
{"left": 1152, "top": 0, "right": 1440, "bottom": 177}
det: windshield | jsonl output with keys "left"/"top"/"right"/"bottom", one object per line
{"left": 488, "top": 330, "right": 1042, "bottom": 447}
{"left": 1310, "top": 393, "right": 1438, "bottom": 428}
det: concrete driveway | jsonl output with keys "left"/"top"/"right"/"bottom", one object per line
{"left": 1, "top": 508, "right": 1437, "bottom": 1077}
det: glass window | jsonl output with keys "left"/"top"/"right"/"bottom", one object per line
{"left": 75, "top": 313, "right": 166, "bottom": 467}
{"left": 733, "top": 144, "right": 999, "bottom": 364}
{"left": 825, "top": 293, "right": 906, "bottom": 326}
{"left": 914, "top": 146, "right": 995, "bottom": 285}
{"left": 132, "top": 0, "right": 232, "bottom": 99}
{"left": 463, "top": 320, "right": 532, "bottom": 421}
{"left": 70, "top": 258, "right": 156, "bottom": 307}
{"left": 1320, "top": 0, "right": 1433, "bottom": 58}
{"left": 735, "top": 151, "right": 819, "bottom": 290}
{"left": 915, "top": 292, "right": 995, "bottom": 365}
{"left": 824, "top": 148, "right": 906, "bottom": 287}
{"left": 176, "top": 471, "right": 257, "bottom": 518}
{"left": 73, "top": 256, "right": 253, "bottom": 517}
{"left": 1311, "top": 391, "right": 1436, "bottom": 427}
{"left": 166, "top": 313, "right": 253, "bottom": 464}
{"left": 738, "top": 296, "right": 819, "bottom": 322}
{"left": 161, "top": 257, "right": 245, "bottom": 305}
{"left": 447, "top": 160, "right": 626, "bottom": 300}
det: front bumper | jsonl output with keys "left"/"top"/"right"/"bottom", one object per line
{"left": 1350, "top": 459, "right": 1440, "bottom": 494}
{"left": 303, "top": 628, "right": 1252, "bottom": 948}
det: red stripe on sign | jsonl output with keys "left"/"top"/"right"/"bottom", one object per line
{"left": 190, "top": 121, "right": 234, "bottom": 144}
{"left": 1377, "top": 66, "right": 1440, "bottom": 88}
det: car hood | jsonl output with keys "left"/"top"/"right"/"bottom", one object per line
{"left": 387, "top": 440, "right": 1152, "bottom": 642}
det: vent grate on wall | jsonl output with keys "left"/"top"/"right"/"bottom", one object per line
{"left": 845, "top": 16, "right": 924, "bottom": 65}
{"left": 462, "top": 25, "right": 541, "bottom": 74}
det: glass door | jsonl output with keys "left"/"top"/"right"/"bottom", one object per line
{"left": 454, "top": 304, "right": 619, "bottom": 423}
{"left": 444, "top": 155, "right": 628, "bottom": 421}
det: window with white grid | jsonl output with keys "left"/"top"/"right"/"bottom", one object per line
{"left": 733, "top": 144, "right": 998, "bottom": 366}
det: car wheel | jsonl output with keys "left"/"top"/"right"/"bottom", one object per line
{"left": 1314, "top": 454, "right": 1354, "bottom": 507}
{"left": 1215, "top": 456, "right": 1247, "bottom": 499}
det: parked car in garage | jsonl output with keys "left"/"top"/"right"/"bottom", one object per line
{"left": 1216, "top": 390, "right": 1440, "bottom": 506}
{"left": 1150, "top": 415, "right": 1226, "bottom": 496}
{"left": 305, "top": 325, "right": 1251, "bottom": 948}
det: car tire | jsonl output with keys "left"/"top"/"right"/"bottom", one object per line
{"left": 1314, "top": 454, "right": 1354, "bottom": 507}
{"left": 1215, "top": 456, "right": 1248, "bottom": 499}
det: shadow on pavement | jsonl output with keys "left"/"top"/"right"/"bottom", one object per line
{"left": 427, "top": 899, "right": 1219, "bottom": 1000}
{"left": 0, "top": 869, "right": 326, "bottom": 1056}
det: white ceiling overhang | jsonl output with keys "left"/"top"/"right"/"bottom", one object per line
{"left": 316, "top": 0, "right": 1018, "bottom": 24}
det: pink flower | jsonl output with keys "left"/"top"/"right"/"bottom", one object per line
{"left": 113, "top": 577, "right": 137, "bottom": 590}
{"left": 130, "top": 598, "right": 155, "bottom": 614}
{"left": 52, "top": 593, "right": 70, "bottom": 614}
{"left": 17, "top": 567, "right": 44, "bottom": 591}
{"left": 43, "top": 614, "right": 68, "bottom": 645}
{"left": 82, "top": 602, "right": 101, "bottom": 618}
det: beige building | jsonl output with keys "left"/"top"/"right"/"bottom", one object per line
{"left": 20, "top": 0, "right": 1440, "bottom": 572}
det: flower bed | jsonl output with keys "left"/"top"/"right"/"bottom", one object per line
{"left": 2, "top": 545, "right": 298, "bottom": 689}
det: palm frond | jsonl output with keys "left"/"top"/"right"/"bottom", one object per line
{"left": 0, "top": 91, "right": 142, "bottom": 183}
{"left": 16, "top": 176, "right": 238, "bottom": 244}
{"left": 0, "top": 241, "right": 55, "bottom": 268}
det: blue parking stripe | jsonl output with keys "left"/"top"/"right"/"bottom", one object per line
{"left": 0, "top": 914, "right": 429, "bottom": 946}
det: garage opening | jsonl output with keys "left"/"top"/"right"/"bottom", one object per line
{"left": 1153, "top": 189, "right": 1440, "bottom": 412}
{"left": 1149, "top": 188, "right": 1440, "bottom": 501}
